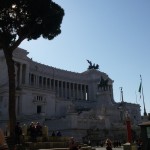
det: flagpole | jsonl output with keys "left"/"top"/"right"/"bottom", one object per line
{"left": 140, "top": 75, "right": 147, "bottom": 116}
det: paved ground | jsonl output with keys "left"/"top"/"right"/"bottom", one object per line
{"left": 95, "top": 146, "right": 123, "bottom": 150}
{"left": 39, "top": 147, "right": 124, "bottom": 150}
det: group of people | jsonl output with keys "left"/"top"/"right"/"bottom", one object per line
{"left": 0, "top": 124, "right": 145, "bottom": 150}
{"left": 87, "top": 138, "right": 113, "bottom": 150}
{"left": 15, "top": 121, "right": 43, "bottom": 143}
{"left": 51, "top": 130, "right": 62, "bottom": 137}
{"left": 27, "top": 122, "right": 42, "bottom": 142}
{"left": 68, "top": 137, "right": 113, "bottom": 150}
{"left": 112, "top": 140, "right": 121, "bottom": 148}
{"left": 15, "top": 122, "right": 63, "bottom": 143}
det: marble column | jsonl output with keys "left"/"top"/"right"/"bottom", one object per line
{"left": 80, "top": 84, "right": 82, "bottom": 100}
{"left": 77, "top": 84, "right": 79, "bottom": 100}
{"left": 19, "top": 63, "right": 22, "bottom": 85}
{"left": 49, "top": 78, "right": 51, "bottom": 89}
{"left": 25, "top": 64, "right": 29, "bottom": 85}
{"left": 68, "top": 82, "right": 70, "bottom": 99}
{"left": 37, "top": 75, "right": 39, "bottom": 87}
{"left": 65, "top": 82, "right": 67, "bottom": 98}
{"left": 83, "top": 84, "right": 86, "bottom": 100}
{"left": 86, "top": 85, "right": 89, "bottom": 100}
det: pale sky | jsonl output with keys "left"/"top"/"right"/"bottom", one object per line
{"left": 20, "top": 0, "right": 150, "bottom": 115}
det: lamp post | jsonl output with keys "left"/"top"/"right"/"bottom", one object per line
{"left": 119, "top": 87, "right": 132, "bottom": 143}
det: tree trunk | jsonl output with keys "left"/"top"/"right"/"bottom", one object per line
{"left": 3, "top": 48, "right": 16, "bottom": 149}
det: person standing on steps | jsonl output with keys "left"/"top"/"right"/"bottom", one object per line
{"left": 105, "top": 138, "right": 112, "bottom": 150}
{"left": 69, "top": 137, "right": 78, "bottom": 150}
{"left": 15, "top": 122, "right": 22, "bottom": 145}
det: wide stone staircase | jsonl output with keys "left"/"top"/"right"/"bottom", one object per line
{"left": 15, "top": 136, "right": 94, "bottom": 150}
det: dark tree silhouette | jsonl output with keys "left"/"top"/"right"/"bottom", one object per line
{"left": 0, "top": 0, "right": 64, "bottom": 143}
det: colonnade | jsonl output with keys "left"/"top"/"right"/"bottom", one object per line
{"left": 14, "top": 62, "right": 89, "bottom": 101}
{"left": 98, "top": 85, "right": 112, "bottom": 92}
{"left": 29, "top": 73, "right": 89, "bottom": 101}
{"left": 15, "top": 62, "right": 28, "bottom": 87}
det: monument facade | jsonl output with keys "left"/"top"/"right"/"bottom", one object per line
{"left": 0, "top": 48, "right": 141, "bottom": 141}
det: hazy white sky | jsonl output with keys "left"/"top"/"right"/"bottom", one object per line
{"left": 20, "top": 0, "right": 150, "bottom": 115}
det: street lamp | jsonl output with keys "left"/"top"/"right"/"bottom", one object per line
{"left": 118, "top": 87, "right": 132, "bottom": 143}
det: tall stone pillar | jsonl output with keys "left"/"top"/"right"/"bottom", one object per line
{"left": 56, "top": 80, "right": 59, "bottom": 97}
{"left": 34, "top": 75, "right": 36, "bottom": 86}
{"left": 65, "top": 82, "right": 67, "bottom": 98}
{"left": 83, "top": 84, "right": 86, "bottom": 100}
{"left": 60, "top": 81, "right": 62, "bottom": 97}
{"left": 80, "top": 84, "right": 82, "bottom": 100}
{"left": 68, "top": 82, "right": 70, "bottom": 99}
{"left": 37, "top": 75, "right": 39, "bottom": 87}
{"left": 74, "top": 84, "right": 77, "bottom": 100}
{"left": 43, "top": 77, "right": 45, "bottom": 88}
{"left": 25, "top": 64, "right": 29, "bottom": 85}
{"left": 62, "top": 81, "right": 64, "bottom": 98}
{"left": 86, "top": 85, "right": 89, "bottom": 100}
{"left": 79, "top": 84, "right": 82, "bottom": 100}
{"left": 59, "top": 81, "right": 62, "bottom": 97}
{"left": 70, "top": 83, "right": 73, "bottom": 99}
{"left": 41, "top": 76, "right": 43, "bottom": 87}
{"left": 19, "top": 63, "right": 22, "bottom": 85}
{"left": 49, "top": 78, "right": 51, "bottom": 89}
{"left": 57, "top": 80, "right": 60, "bottom": 96}
{"left": 77, "top": 84, "right": 79, "bottom": 100}
{"left": 29, "top": 73, "right": 31, "bottom": 85}
{"left": 53, "top": 79, "right": 55, "bottom": 90}
{"left": 72, "top": 83, "right": 75, "bottom": 99}
{"left": 45, "top": 77, "right": 47, "bottom": 88}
